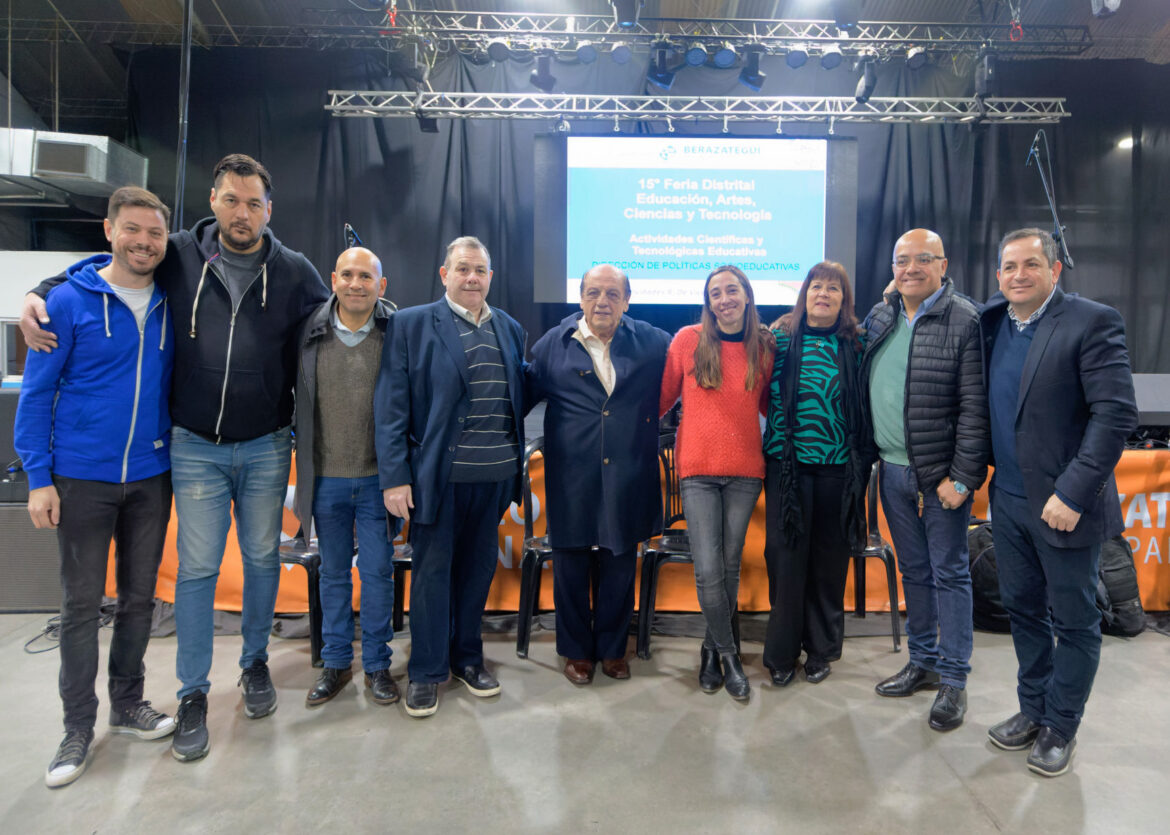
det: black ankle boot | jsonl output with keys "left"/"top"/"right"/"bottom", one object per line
{"left": 720, "top": 652, "right": 750, "bottom": 702}
{"left": 699, "top": 646, "right": 723, "bottom": 693}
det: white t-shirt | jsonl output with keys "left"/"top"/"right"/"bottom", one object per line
{"left": 110, "top": 283, "right": 155, "bottom": 328}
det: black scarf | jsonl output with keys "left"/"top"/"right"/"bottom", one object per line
{"left": 776, "top": 315, "right": 867, "bottom": 550}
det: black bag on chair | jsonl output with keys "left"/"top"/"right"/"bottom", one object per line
{"left": 968, "top": 520, "right": 1012, "bottom": 634}
{"left": 1097, "top": 535, "right": 1146, "bottom": 637}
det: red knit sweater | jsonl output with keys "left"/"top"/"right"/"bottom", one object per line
{"left": 659, "top": 324, "right": 773, "bottom": 480}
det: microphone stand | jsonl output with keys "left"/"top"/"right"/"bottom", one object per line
{"left": 1026, "top": 129, "right": 1074, "bottom": 269}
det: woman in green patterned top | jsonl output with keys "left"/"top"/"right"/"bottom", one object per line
{"left": 761, "top": 261, "right": 869, "bottom": 687}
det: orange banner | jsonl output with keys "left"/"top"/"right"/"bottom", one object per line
{"left": 122, "top": 450, "right": 1170, "bottom": 615}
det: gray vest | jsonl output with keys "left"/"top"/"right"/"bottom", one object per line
{"left": 314, "top": 328, "right": 383, "bottom": 478}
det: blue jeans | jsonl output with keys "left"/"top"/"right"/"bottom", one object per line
{"left": 879, "top": 461, "right": 973, "bottom": 688}
{"left": 992, "top": 488, "right": 1101, "bottom": 740}
{"left": 171, "top": 425, "right": 292, "bottom": 698}
{"left": 313, "top": 475, "right": 397, "bottom": 672}
{"left": 680, "top": 476, "right": 762, "bottom": 654}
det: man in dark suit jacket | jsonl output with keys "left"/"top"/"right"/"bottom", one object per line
{"left": 375, "top": 236, "right": 527, "bottom": 718}
{"left": 526, "top": 264, "right": 671, "bottom": 685}
{"left": 981, "top": 228, "right": 1138, "bottom": 777}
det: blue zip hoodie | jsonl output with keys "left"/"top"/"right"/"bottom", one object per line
{"left": 15, "top": 254, "right": 174, "bottom": 489}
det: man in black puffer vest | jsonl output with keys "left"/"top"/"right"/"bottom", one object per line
{"left": 860, "top": 228, "right": 989, "bottom": 733}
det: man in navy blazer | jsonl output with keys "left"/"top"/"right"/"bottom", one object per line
{"left": 526, "top": 264, "right": 671, "bottom": 685}
{"left": 981, "top": 228, "right": 1137, "bottom": 777}
{"left": 375, "top": 236, "right": 527, "bottom": 718}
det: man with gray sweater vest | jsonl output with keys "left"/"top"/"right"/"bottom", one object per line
{"left": 294, "top": 247, "right": 401, "bottom": 708}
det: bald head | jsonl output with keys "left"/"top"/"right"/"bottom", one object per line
{"left": 332, "top": 246, "right": 386, "bottom": 329}
{"left": 891, "top": 228, "right": 947, "bottom": 311}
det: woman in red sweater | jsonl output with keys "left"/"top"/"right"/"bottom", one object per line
{"left": 660, "top": 265, "right": 774, "bottom": 701}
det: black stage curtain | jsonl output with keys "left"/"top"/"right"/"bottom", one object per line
{"left": 125, "top": 49, "right": 1170, "bottom": 370}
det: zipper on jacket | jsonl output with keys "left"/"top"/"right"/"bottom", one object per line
{"left": 121, "top": 295, "right": 165, "bottom": 482}
{"left": 214, "top": 307, "right": 239, "bottom": 443}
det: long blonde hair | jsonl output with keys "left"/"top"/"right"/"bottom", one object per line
{"left": 693, "top": 264, "right": 773, "bottom": 390}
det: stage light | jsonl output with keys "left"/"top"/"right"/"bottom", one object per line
{"left": 1091, "top": 0, "right": 1122, "bottom": 17}
{"left": 854, "top": 54, "right": 877, "bottom": 103}
{"left": 713, "top": 42, "right": 737, "bottom": 69}
{"left": 610, "top": 41, "right": 632, "bottom": 64}
{"left": 739, "top": 46, "right": 767, "bottom": 91}
{"left": 416, "top": 112, "right": 439, "bottom": 133}
{"left": 685, "top": 41, "right": 708, "bottom": 67}
{"left": 610, "top": 0, "right": 645, "bottom": 29}
{"left": 821, "top": 43, "right": 843, "bottom": 69}
{"left": 647, "top": 43, "right": 676, "bottom": 90}
{"left": 832, "top": 0, "right": 861, "bottom": 35}
{"left": 530, "top": 52, "right": 557, "bottom": 92}
{"left": 906, "top": 46, "right": 927, "bottom": 70}
{"left": 785, "top": 43, "right": 808, "bottom": 69}
{"left": 975, "top": 52, "right": 996, "bottom": 98}
{"left": 576, "top": 41, "right": 598, "bottom": 64}
{"left": 1118, "top": 136, "right": 1134, "bottom": 150}
{"left": 486, "top": 38, "right": 510, "bottom": 63}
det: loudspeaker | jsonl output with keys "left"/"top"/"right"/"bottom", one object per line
{"left": 0, "top": 503, "right": 61, "bottom": 612}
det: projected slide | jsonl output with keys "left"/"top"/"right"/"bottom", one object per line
{"left": 566, "top": 136, "right": 827, "bottom": 305}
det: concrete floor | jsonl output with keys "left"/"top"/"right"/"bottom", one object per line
{"left": 1, "top": 612, "right": 1167, "bottom": 834}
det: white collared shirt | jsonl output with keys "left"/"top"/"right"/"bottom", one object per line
{"left": 572, "top": 316, "right": 616, "bottom": 395}
{"left": 444, "top": 294, "right": 493, "bottom": 327}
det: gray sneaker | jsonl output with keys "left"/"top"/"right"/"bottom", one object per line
{"left": 171, "top": 692, "right": 209, "bottom": 762}
{"left": 110, "top": 700, "right": 175, "bottom": 740}
{"left": 45, "top": 728, "right": 94, "bottom": 788}
{"left": 238, "top": 660, "right": 277, "bottom": 719}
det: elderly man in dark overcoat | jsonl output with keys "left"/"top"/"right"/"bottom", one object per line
{"left": 526, "top": 264, "right": 671, "bottom": 684}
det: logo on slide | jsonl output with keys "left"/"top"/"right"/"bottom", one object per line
{"left": 658, "top": 145, "right": 676, "bottom": 161}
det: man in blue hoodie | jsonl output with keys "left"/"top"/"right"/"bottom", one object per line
{"left": 22, "top": 154, "right": 330, "bottom": 762}
{"left": 16, "top": 186, "right": 177, "bottom": 788}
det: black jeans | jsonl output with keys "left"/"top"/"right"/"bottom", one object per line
{"left": 55, "top": 472, "right": 172, "bottom": 731}
{"left": 762, "top": 459, "right": 851, "bottom": 671}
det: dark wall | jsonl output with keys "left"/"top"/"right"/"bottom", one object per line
{"left": 122, "top": 47, "right": 1170, "bottom": 370}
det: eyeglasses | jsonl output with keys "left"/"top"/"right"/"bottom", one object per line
{"left": 893, "top": 253, "right": 944, "bottom": 269}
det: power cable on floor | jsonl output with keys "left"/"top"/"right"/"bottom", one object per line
{"left": 23, "top": 602, "right": 116, "bottom": 654}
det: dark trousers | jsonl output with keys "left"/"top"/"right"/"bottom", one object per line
{"left": 762, "top": 460, "right": 851, "bottom": 671}
{"left": 992, "top": 488, "right": 1102, "bottom": 741}
{"left": 54, "top": 472, "right": 172, "bottom": 731}
{"left": 406, "top": 479, "right": 509, "bottom": 683}
{"left": 552, "top": 546, "right": 637, "bottom": 661}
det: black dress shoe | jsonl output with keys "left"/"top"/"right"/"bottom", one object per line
{"left": 988, "top": 712, "right": 1041, "bottom": 751}
{"left": 306, "top": 667, "right": 353, "bottom": 706}
{"left": 804, "top": 659, "right": 831, "bottom": 684}
{"left": 404, "top": 681, "right": 439, "bottom": 718}
{"left": 1027, "top": 727, "right": 1076, "bottom": 777}
{"left": 451, "top": 665, "right": 501, "bottom": 697}
{"left": 720, "top": 652, "right": 751, "bottom": 702}
{"left": 364, "top": 669, "right": 400, "bottom": 705}
{"left": 928, "top": 684, "right": 967, "bottom": 731}
{"left": 769, "top": 667, "right": 796, "bottom": 687}
{"left": 699, "top": 646, "right": 724, "bottom": 693}
{"left": 875, "top": 662, "right": 940, "bottom": 697}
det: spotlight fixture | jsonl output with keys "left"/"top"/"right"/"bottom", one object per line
{"left": 576, "top": 41, "right": 598, "bottom": 64}
{"left": 486, "top": 37, "right": 510, "bottom": 63}
{"left": 832, "top": 0, "right": 861, "bottom": 35}
{"left": 739, "top": 45, "right": 767, "bottom": 91}
{"left": 785, "top": 43, "right": 809, "bottom": 69}
{"left": 610, "top": 0, "right": 645, "bottom": 29}
{"left": 416, "top": 112, "right": 439, "bottom": 133}
{"left": 854, "top": 53, "right": 877, "bottom": 103}
{"left": 684, "top": 41, "right": 708, "bottom": 67}
{"left": 712, "top": 42, "right": 737, "bottom": 69}
{"left": 530, "top": 52, "right": 557, "bottom": 92}
{"left": 1117, "top": 136, "right": 1134, "bottom": 150}
{"left": 1091, "top": 0, "right": 1122, "bottom": 17}
{"left": 905, "top": 46, "right": 927, "bottom": 70}
{"left": 610, "top": 41, "right": 632, "bottom": 65}
{"left": 647, "top": 43, "right": 676, "bottom": 90}
{"left": 974, "top": 51, "right": 997, "bottom": 98}
{"left": 821, "top": 43, "right": 843, "bottom": 69}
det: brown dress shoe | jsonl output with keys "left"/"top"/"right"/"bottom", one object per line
{"left": 563, "top": 659, "right": 594, "bottom": 685}
{"left": 601, "top": 658, "right": 631, "bottom": 680}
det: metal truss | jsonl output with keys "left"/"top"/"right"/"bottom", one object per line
{"left": 325, "top": 91, "right": 1070, "bottom": 125}
{"left": 0, "top": 13, "right": 1090, "bottom": 57}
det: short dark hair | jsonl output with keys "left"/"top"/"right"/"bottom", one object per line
{"left": 444, "top": 236, "right": 491, "bottom": 269}
{"left": 579, "top": 264, "right": 631, "bottom": 298}
{"left": 212, "top": 153, "right": 272, "bottom": 197}
{"left": 107, "top": 186, "right": 171, "bottom": 226}
{"left": 998, "top": 227, "right": 1059, "bottom": 268}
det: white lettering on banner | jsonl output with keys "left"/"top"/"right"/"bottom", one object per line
{"left": 1125, "top": 535, "right": 1165, "bottom": 565}
{"left": 499, "top": 534, "right": 513, "bottom": 569}
{"left": 1120, "top": 492, "right": 1170, "bottom": 528}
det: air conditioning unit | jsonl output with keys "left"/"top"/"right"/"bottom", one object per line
{"left": 0, "top": 128, "right": 148, "bottom": 200}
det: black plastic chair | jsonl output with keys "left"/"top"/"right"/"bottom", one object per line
{"left": 515, "top": 437, "right": 553, "bottom": 658}
{"left": 278, "top": 536, "right": 324, "bottom": 667}
{"left": 391, "top": 540, "right": 412, "bottom": 634}
{"left": 852, "top": 463, "right": 902, "bottom": 652}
